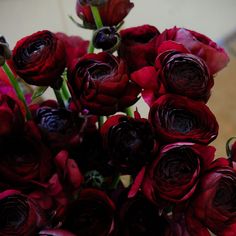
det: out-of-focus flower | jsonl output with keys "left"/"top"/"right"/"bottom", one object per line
{"left": 0, "top": 190, "right": 47, "bottom": 236}
{"left": 68, "top": 52, "right": 140, "bottom": 115}
{"left": 12, "top": 30, "right": 66, "bottom": 87}
{"left": 101, "top": 114, "right": 156, "bottom": 174}
{"left": 0, "top": 35, "right": 11, "bottom": 66}
{"left": 63, "top": 188, "right": 116, "bottom": 236}
{"left": 149, "top": 94, "right": 218, "bottom": 144}
{"left": 76, "top": 0, "right": 134, "bottom": 28}
{"left": 155, "top": 27, "right": 229, "bottom": 75}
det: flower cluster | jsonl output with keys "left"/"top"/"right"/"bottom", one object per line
{"left": 0, "top": 0, "right": 235, "bottom": 235}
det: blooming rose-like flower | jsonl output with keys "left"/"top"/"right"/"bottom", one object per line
{"left": 63, "top": 188, "right": 116, "bottom": 236}
{"left": 149, "top": 94, "right": 218, "bottom": 144}
{"left": 12, "top": 30, "right": 66, "bottom": 87}
{"left": 0, "top": 121, "right": 52, "bottom": 190}
{"left": 76, "top": 0, "right": 134, "bottom": 28}
{"left": 32, "top": 101, "right": 85, "bottom": 150}
{"left": 68, "top": 52, "right": 140, "bottom": 115}
{"left": 155, "top": 27, "right": 229, "bottom": 74}
{"left": 142, "top": 143, "right": 215, "bottom": 205}
{"left": 119, "top": 194, "right": 171, "bottom": 236}
{"left": 0, "top": 190, "right": 47, "bottom": 236}
{"left": 0, "top": 93, "right": 24, "bottom": 136}
{"left": 119, "top": 25, "right": 160, "bottom": 73}
{"left": 185, "top": 159, "right": 236, "bottom": 236}
{"left": 101, "top": 113, "right": 156, "bottom": 173}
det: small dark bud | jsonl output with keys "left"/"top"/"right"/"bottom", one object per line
{"left": 0, "top": 35, "right": 11, "bottom": 66}
{"left": 93, "top": 26, "right": 121, "bottom": 53}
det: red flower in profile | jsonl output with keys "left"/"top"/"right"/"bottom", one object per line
{"left": 12, "top": 30, "right": 66, "bottom": 87}
{"left": 76, "top": 0, "right": 134, "bottom": 28}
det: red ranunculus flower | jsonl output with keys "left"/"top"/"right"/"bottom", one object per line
{"left": 63, "top": 188, "right": 116, "bottom": 236}
{"left": 149, "top": 94, "right": 218, "bottom": 144}
{"left": 120, "top": 193, "right": 171, "bottom": 236}
{"left": 0, "top": 93, "right": 24, "bottom": 136}
{"left": 39, "top": 229, "right": 76, "bottom": 236}
{"left": 155, "top": 27, "right": 229, "bottom": 74}
{"left": 142, "top": 143, "right": 215, "bottom": 206}
{"left": 0, "top": 190, "right": 47, "bottom": 236}
{"left": 56, "top": 32, "right": 89, "bottom": 68}
{"left": 76, "top": 0, "right": 134, "bottom": 28}
{"left": 118, "top": 25, "right": 160, "bottom": 73}
{"left": 68, "top": 52, "right": 140, "bottom": 115}
{"left": 185, "top": 159, "right": 236, "bottom": 236}
{"left": 12, "top": 30, "right": 66, "bottom": 87}
{"left": 0, "top": 121, "right": 52, "bottom": 191}
{"left": 101, "top": 113, "right": 156, "bottom": 174}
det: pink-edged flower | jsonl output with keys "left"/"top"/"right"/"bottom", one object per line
{"left": 68, "top": 52, "right": 140, "bottom": 115}
{"left": 63, "top": 188, "right": 116, "bottom": 236}
{"left": 76, "top": 0, "right": 134, "bottom": 28}
{"left": 12, "top": 30, "right": 66, "bottom": 87}
{"left": 149, "top": 94, "right": 218, "bottom": 144}
{"left": 0, "top": 190, "right": 47, "bottom": 236}
{"left": 142, "top": 143, "right": 215, "bottom": 205}
{"left": 156, "top": 27, "right": 229, "bottom": 74}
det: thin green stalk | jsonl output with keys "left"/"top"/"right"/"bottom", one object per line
{"left": 61, "top": 77, "right": 71, "bottom": 102}
{"left": 54, "top": 89, "right": 65, "bottom": 108}
{"left": 125, "top": 107, "right": 133, "bottom": 117}
{"left": 88, "top": 40, "right": 95, "bottom": 53}
{"left": 98, "top": 116, "right": 104, "bottom": 129}
{"left": 91, "top": 6, "right": 103, "bottom": 28}
{"left": 2, "top": 63, "right": 32, "bottom": 120}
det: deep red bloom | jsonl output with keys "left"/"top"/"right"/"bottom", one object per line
{"left": 149, "top": 94, "right": 218, "bottom": 144}
{"left": 119, "top": 25, "right": 160, "bottom": 73}
{"left": 156, "top": 27, "right": 229, "bottom": 74}
{"left": 12, "top": 30, "right": 66, "bottom": 87}
{"left": 39, "top": 229, "right": 76, "bottom": 236}
{"left": 76, "top": 0, "right": 134, "bottom": 28}
{"left": 0, "top": 190, "right": 47, "bottom": 236}
{"left": 68, "top": 52, "right": 140, "bottom": 115}
{"left": 101, "top": 113, "right": 156, "bottom": 174}
{"left": 63, "top": 188, "right": 116, "bottom": 236}
{"left": 142, "top": 143, "right": 215, "bottom": 205}
{"left": 185, "top": 159, "right": 236, "bottom": 235}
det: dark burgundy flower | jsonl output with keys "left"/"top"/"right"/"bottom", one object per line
{"left": 33, "top": 102, "right": 85, "bottom": 150}
{"left": 119, "top": 25, "right": 160, "bottom": 73}
{"left": 39, "top": 229, "right": 76, "bottom": 236}
{"left": 55, "top": 32, "right": 89, "bottom": 69}
{"left": 0, "top": 35, "right": 11, "bottom": 66}
{"left": 63, "top": 188, "right": 116, "bottom": 236}
{"left": 76, "top": 0, "right": 134, "bottom": 28}
{"left": 0, "top": 190, "right": 47, "bottom": 236}
{"left": 119, "top": 194, "right": 171, "bottom": 236}
{"left": 101, "top": 114, "right": 156, "bottom": 173}
{"left": 0, "top": 93, "right": 24, "bottom": 136}
{"left": 185, "top": 159, "right": 236, "bottom": 235}
{"left": 156, "top": 27, "right": 229, "bottom": 74}
{"left": 155, "top": 41, "right": 214, "bottom": 102}
{"left": 142, "top": 143, "right": 215, "bottom": 205}
{"left": 0, "top": 121, "right": 52, "bottom": 191}
{"left": 149, "top": 94, "right": 218, "bottom": 144}
{"left": 12, "top": 30, "right": 66, "bottom": 87}
{"left": 68, "top": 52, "right": 140, "bottom": 115}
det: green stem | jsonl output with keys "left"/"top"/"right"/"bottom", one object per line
{"left": 125, "top": 107, "right": 133, "bottom": 117}
{"left": 61, "top": 74, "right": 71, "bottom": 102}
{"left": 54, "top": 89, "right": 65, "bottom": 108}
{"left": 98, "top": 116, "right": 104, "bottom": 129}
{"left": 2, "top": 63, "right": 32, "bottom": 120}
{"left": 88, "top": 40, "right": 95, "bottom": 53}
{"left": 91, "top": 6, "right": 103, "bottom": 28}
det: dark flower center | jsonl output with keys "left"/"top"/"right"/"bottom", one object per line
{"left": 26, "top": 40, "right": 46, "bottom": 56}
{"left": 88, "top": 63, "right": 114, "bottom": 80}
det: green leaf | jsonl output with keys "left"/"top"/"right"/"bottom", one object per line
{"left": 32, "top": 86, "right": 48, "bottom": 101}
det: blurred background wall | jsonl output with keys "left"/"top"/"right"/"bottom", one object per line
{"left": 0, "top": 0, "right": 236, "bottom": 157}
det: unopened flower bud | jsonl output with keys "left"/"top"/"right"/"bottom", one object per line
{"left": 78, "top": 0, "right": 108, "bottom": 6}
{"left": 0, "top": 35, "right": 11, "bottom": 66}
{"left": 93, "top": 26, "right": 121, "bottom": 53}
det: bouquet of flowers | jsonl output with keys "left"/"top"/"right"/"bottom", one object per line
{"left": 0, "top": 0, "right": 234, "bottom": 235}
